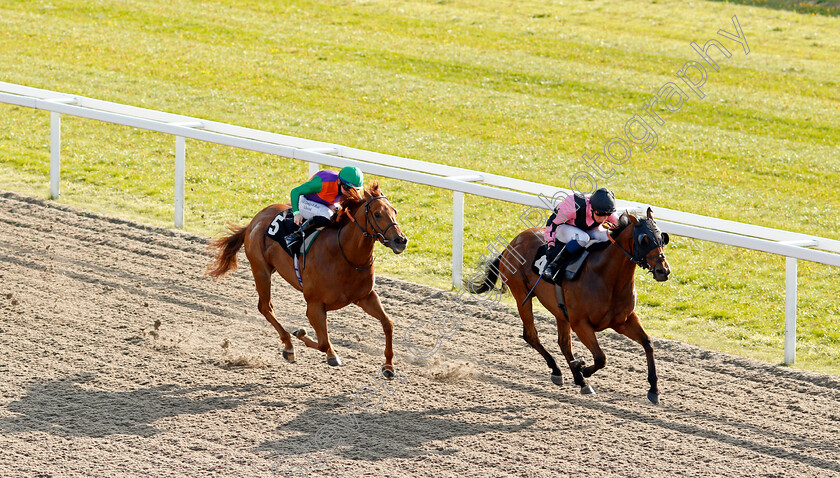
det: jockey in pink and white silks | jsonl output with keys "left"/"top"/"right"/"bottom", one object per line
{"left": 542, "top": 188, "right": 620, "bottom": 281}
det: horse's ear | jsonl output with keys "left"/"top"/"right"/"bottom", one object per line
{"left": 365, "top": 180, "right": 381, "bottom": 199}
{"left": 628, "top": 214, "right": 639, "bottom": 225}
{"left": 618, "top": 212, "right": 629, "bottom": 228}
{"left": 647, "top": 207, "right": 654, "bottom": 220}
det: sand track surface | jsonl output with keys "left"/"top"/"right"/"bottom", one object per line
{"left": 1, "top": 191, "right": 839, "bottom": 477}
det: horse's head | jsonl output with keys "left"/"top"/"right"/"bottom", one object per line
{"left": 343, "top": 181, "right": 408, "bottom": 254}
{"left": 621, "top": 208, "right": 671, "bottom": 281}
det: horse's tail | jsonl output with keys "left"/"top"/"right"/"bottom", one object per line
{"left": 206, "top": 222, "right": 249, "bottom": 279}
{"left": 464, "top": 253, "right": 507, "bottom": 294}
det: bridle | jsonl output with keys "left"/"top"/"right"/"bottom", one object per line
{"left": 607, "top": 219, "right": 668, "bottom": 274}
{"left": 356, "top": 195, "right": 399, "bottom": 246}
{"left": 336, "top": 195, "right": 399, "bottom": 271}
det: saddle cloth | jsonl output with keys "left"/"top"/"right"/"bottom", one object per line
{"left": 531, "top": 242, "right": 591, "bottom": 285}
{"left": 265, "top": 208, "right": 322, "bottom": 257}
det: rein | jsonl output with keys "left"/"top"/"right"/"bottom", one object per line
{"left": 337, "top": 225, "right": 373, "bottom": 271}
{"left": 335, "top": 195, "right": 397, "bottom": 271}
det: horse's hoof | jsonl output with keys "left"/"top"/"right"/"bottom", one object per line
{"left": 550, "top": 373, "right": 563, "bottom": 386}
{"left": 381, "top": 365, "right": 395, "bottom": 379}
{"left": 647, "top": 391, "right": 660, "bottom": 405}
{"left": 327, "top": 356, "right": 343, "bottom": 367}
{"left": 293, "top": 328, "right": 307, "bottom": 339}
{"left": 580, "top": 384, "right": 596, "bottom": 396}
{"left": 282, "top": 349, "right": 296, "bottom": 363}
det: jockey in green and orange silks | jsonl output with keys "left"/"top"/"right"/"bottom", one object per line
{"left": 284, "top": 166, "right": 364, "bottom": 252}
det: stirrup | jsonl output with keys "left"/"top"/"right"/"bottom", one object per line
{"left": 542, "top": 263, "right": 559, "bottom": 281}
{"left": 543, "top": 248, "right": 569, "bottom": 281}
{"left": 285, "top": 232, "right": 302, "bottom": 252}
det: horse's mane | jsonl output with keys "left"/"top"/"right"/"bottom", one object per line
{"left": 330, "top": 181, "right": 381, "bottom": 229}
{"left": 609, "top": 211, "right": 635, "bottom": 240}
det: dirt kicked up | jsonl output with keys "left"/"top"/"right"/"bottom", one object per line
{"left": 1, "top": 190, "right": 839, "bottom": 477}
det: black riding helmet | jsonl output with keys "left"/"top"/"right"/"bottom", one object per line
{"left": 590, "top": 188, "right": 616, "bottom": 215}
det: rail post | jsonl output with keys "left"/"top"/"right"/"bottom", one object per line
{"left": 174, "top": 136, "right": 185, "bottom": 228}
{"left": 781, "top": 240, "right": 818, "bottom": 365}
{"left": 168, "top": 122, "right": 204, "bottom": 229}
{"left": 448, "top": 175, "right": 484, "bottom": 288}
{"left": 45, "top": 98, "right": 78, "bottom": 200}
{"left": 50, "top": 111, "right": 61, "bottom": 199}
{"left": 452, "top": 191, "right": 465, "bottom": 289}
{"left": 784, "top": 256, "right": 798, "bottom": 365}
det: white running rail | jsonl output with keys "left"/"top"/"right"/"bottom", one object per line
{"left": 1, "top": 82, "right": 838, "bottom": 366}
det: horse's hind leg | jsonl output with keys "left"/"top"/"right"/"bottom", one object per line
{"left": 355, "top": 291, "right": 395, "bottom": 376}
{"left": 556, "top": 318, "right": 587, "bottom": 389}
{"left": 571, "top": 322, "right": 605, "bottom": 396}
{"left": 517, "top": 298, "right": 564, "bottom": 385}
{"left": 294, "top": 302, "right": 341, "bottom": 366}
{"left": 252, "top": 267, "right": 296, "bottom": 362}
{"left": 614, "top": 312, "right": 659, "bottom": 404}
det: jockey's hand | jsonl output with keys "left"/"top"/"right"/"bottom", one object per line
{"left": 602, "top": 221, "right": 617, "bottom": 230}
{"left": 294, "top": 214, "right": 304, "bottom": 226}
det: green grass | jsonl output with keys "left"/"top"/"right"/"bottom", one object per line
{"left": 1, "top": 0, "right": 838, "bottom": 375}
{"left": 708, "top": 0, "right": 840, "bottom": 16}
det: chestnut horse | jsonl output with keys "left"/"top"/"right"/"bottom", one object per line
{"left": 468, "top": 208, "right": 670, "bottom": 403}
{"left": 207, "top": 182, "right": 408, "bottom": 374}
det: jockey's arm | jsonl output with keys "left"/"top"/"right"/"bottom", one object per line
{"left": 289, "top": 176, "right": 324, "bottom": 215}
{"left": 544, "top": 195, "right": 577, "bottom": 243}
{"left": 554, "top": 195, "right": 577, "bottom": 225}
{"left": 603, "top": 212, "right": 621, "bottom": 229}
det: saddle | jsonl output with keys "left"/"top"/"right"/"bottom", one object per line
{"left": 531, "top": 241, "right": 609, "bottom": 285}
{"left": 265, "top": 209, "right": 322, "bottom": 257}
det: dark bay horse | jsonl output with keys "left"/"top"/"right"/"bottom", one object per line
{"left": 468, "top": 208, "right": 670, "bottom": 403}
{"left": 207, "top": 182, "right": 408, "bottom": 374}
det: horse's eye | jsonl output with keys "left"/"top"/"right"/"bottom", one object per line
{"left": 375, "top": 212, "right": 381, "bottom": 219}
{"left": 393, "top": 208, "right": 398, "bottom": 216}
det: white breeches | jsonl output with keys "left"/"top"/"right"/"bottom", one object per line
{"left": 298, "top": 196, "right": 335, "bottom": 220}
{"left": 553, "top": 224, "right": 609, "bottom": 246}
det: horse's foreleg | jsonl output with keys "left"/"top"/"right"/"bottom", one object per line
{"left": 614, "top": 312, "right": 659, "bottom": 404}
{"left": 355, "top": 291, "right": 394, "bottom": 376}
{"left": 572, "top": 322, "right": 605, "bottom": 395}
{"left": 516, "top": 298, "right": 563, "bottom": 385}
{"left": 296, "top": 302, "right": 341, "bottom": 366}
{"left": 252, "top": 267, "right": 296, "bottom": 362}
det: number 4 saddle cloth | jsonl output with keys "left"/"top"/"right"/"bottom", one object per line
{"left": 531, "top": 241, "right": 609, "bottom": 285}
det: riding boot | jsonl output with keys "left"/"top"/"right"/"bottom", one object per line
{"left": 285, "top": 218, "right": 320, "bottom": 253}
{"left": 542, "top": 240, "right": 583, "bottom": 281}
{"left": 542, "top": 246, "right": 569, "bottom": 281}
